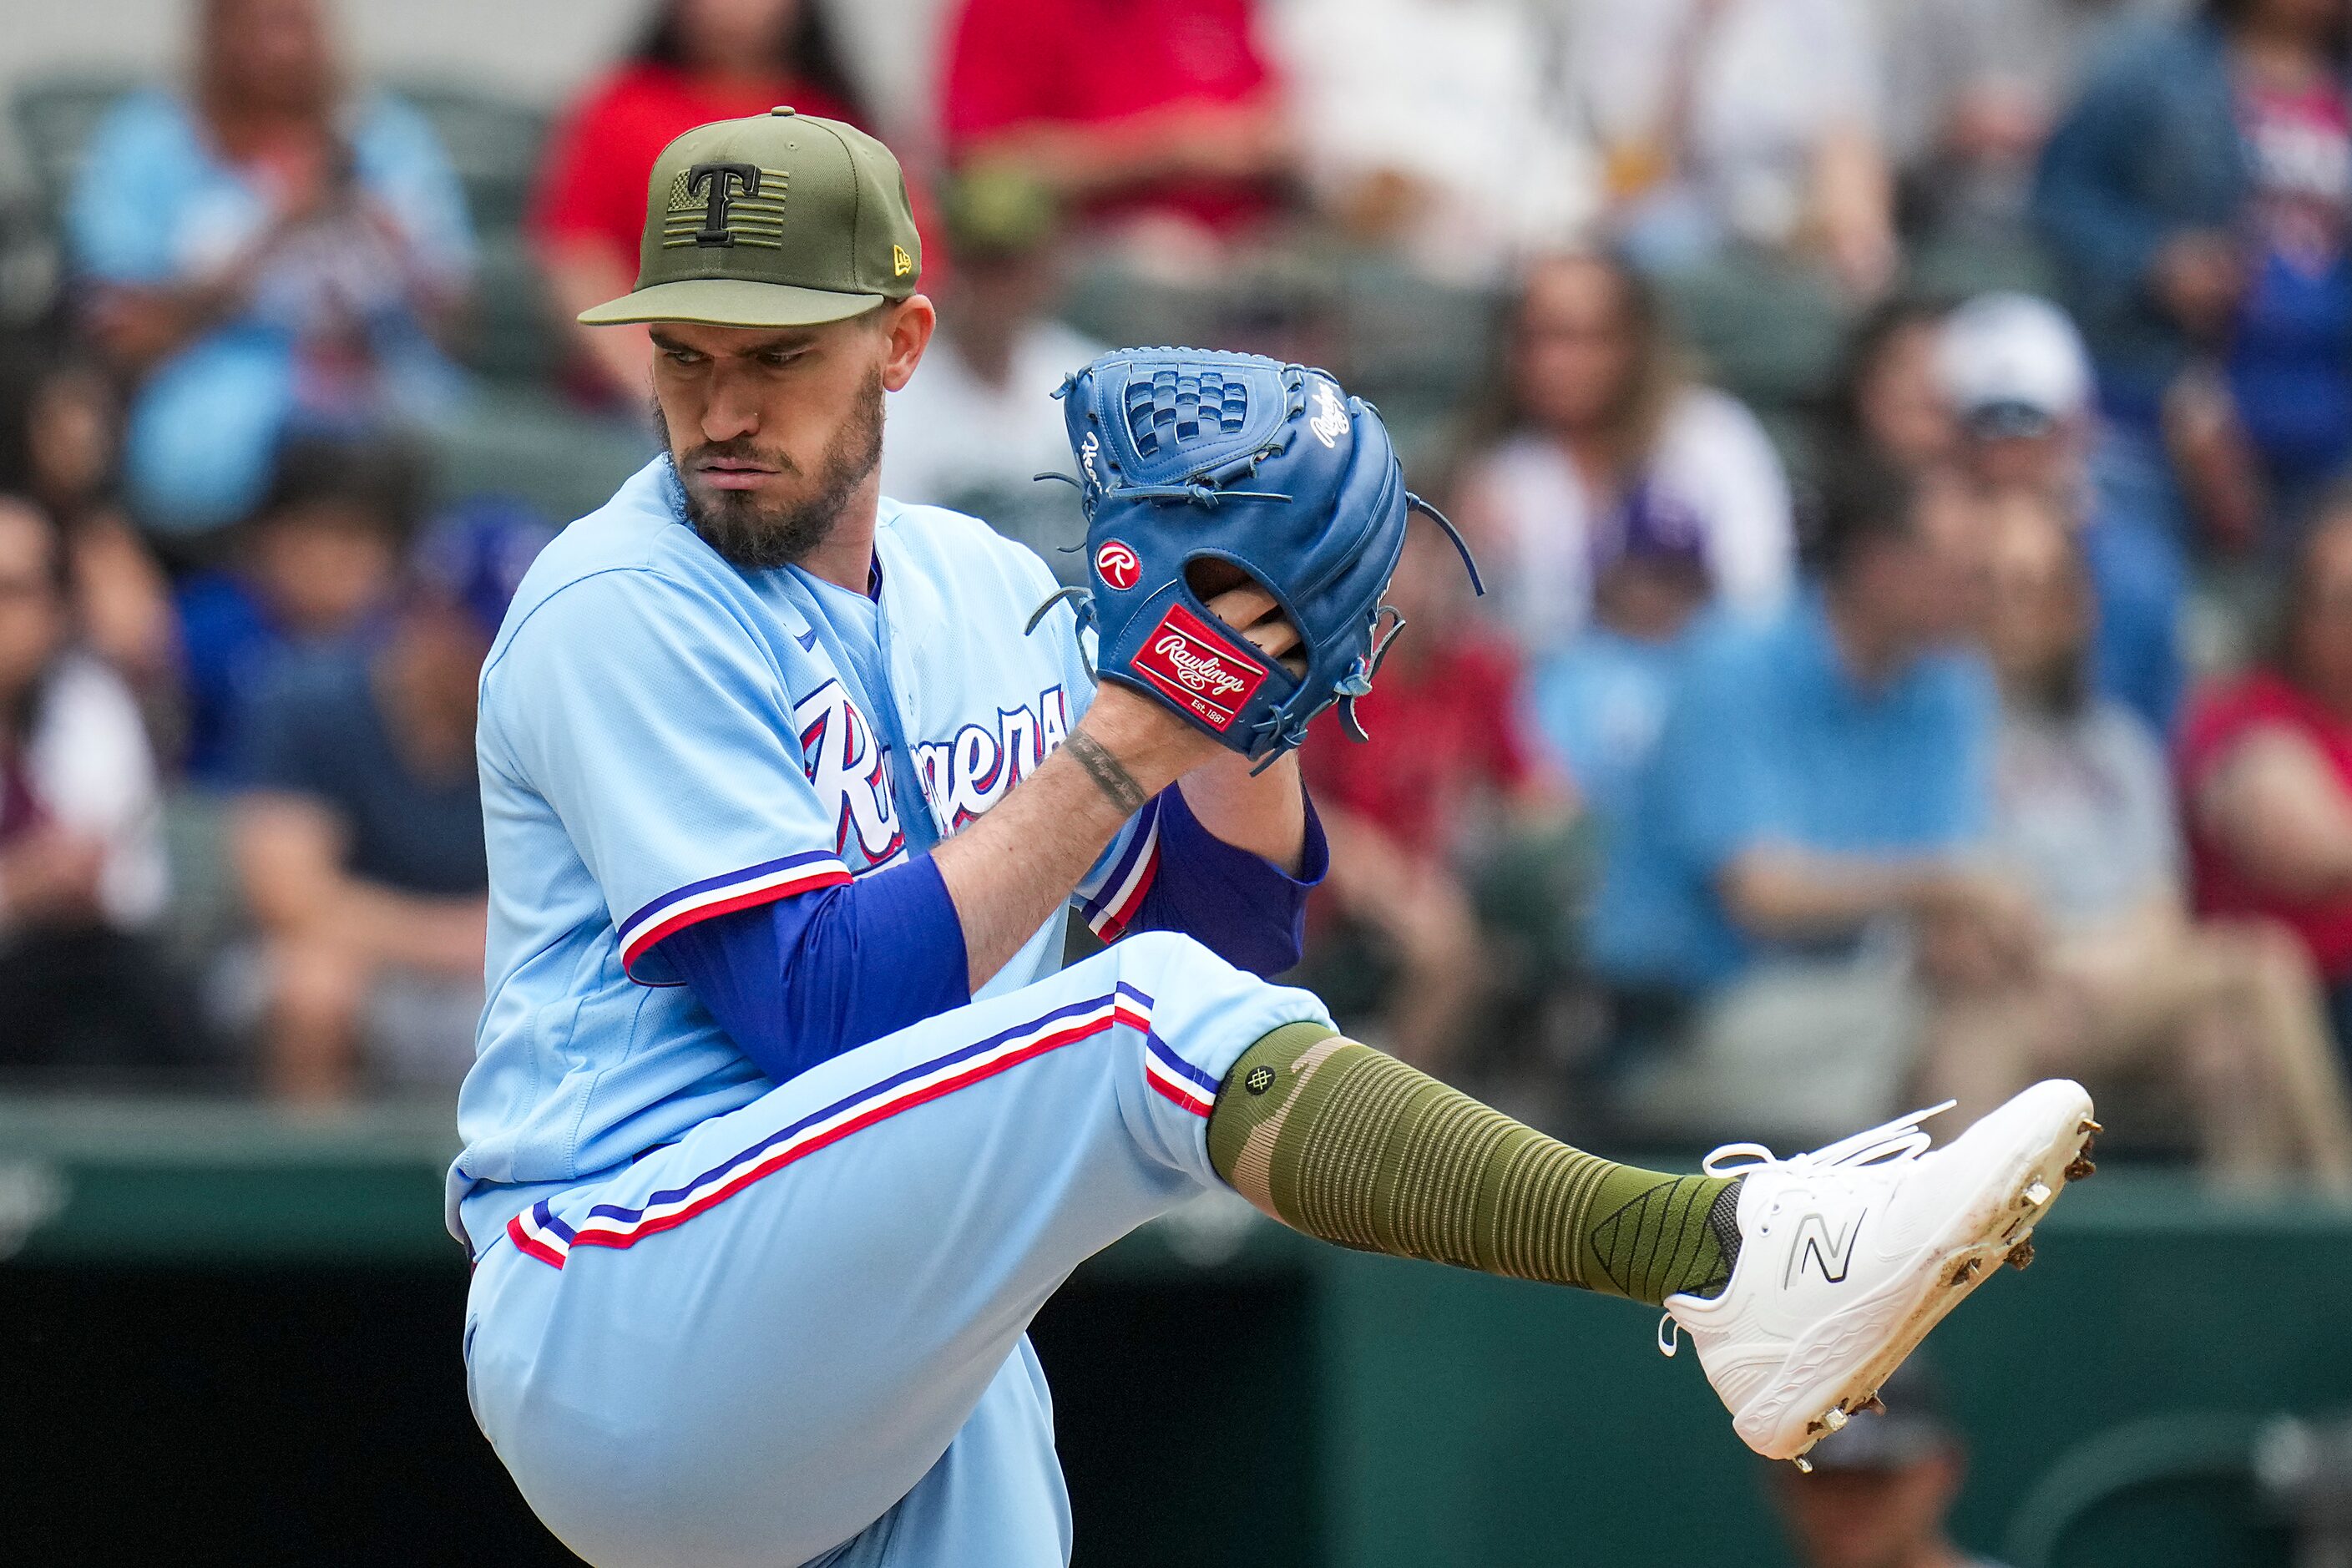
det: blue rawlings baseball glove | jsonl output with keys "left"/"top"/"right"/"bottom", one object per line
{"left": 1029, "top": 348, "right": 1481, "bottom": 762}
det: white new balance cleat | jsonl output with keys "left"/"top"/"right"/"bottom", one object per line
{"left": 1661, "top": 1080, "right": 2099, "bottom": 1467}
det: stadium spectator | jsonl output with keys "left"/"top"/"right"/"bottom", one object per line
{"left": 1882, "top": 0, "right": 2177, "bottom": 251}
{"left": 65, "top": 0, "right": 475, "bottom": 539}
{"left": 1966, "top": 491, "right": 2352, "bottom": 1185}
{"left": 226, "top": 504, "right": 547, "bottom": 1102}
{"left": 0, "top": 495, "right": 184, "bottom": 1075}
{"left": 1937, "top": 292, "right": 2188, "bottom": 736}
{"left": 1526, "top": 484, "right": 1713, "bottom": 831}
{"left": 1300, "top": 528, "right": 1569, "bottom": 1072}
{"left": 2183, "top": 497, "right": 2352, "bottom": 1057}
{"left": 2034, "top": 0, "right": 2352, "bottom": 551}
{"left": 1587, "top": 460, "right": 2017, "bottom": 1142}
{"left": 939, "top": 0, "right": 1293, "bottom": 255}
{"left": 1262, "top": 0, "right": 1600, "bottom": 283}
{"left": 2, "top": 353, "right": 180, "bottom": 742}
{"left": 1835, "top": 297, "right": 1962, "bottom": 473}
{"left": 1452, "top": 251, "right": 1795, "bottom": 659}
{"left": 1563, "top": 0, "right": 1897, "bottom": 297}
{"left": 532, "top": 0, "right": 869, "bottom": 408}
{"left": 878, "top": 169, "right": 1100, "bottom": 580}
{"left": 1769, "top": 1359, "right": 2015, "bottom": 1568}
{"left": 175, "top": 439, "right": 415, "bottom": 783}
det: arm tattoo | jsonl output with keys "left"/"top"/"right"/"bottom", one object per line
{"left": 1064, "top": 731, "right": 1150, "bottom": 815}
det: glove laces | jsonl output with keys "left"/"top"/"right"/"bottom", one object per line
{"left": 1655, "top": 1100, "right": 1956, "bottom": 1358}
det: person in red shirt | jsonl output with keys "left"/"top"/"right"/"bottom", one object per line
{"left": 940, "top": 0, "right": 1294, "bottom": 248}
{"left": 1302, "top": 526, "right": 1573, "bottom": 1071}
{"left": 2183, "top": 498, "right": 2352, "bottom": 1060}
{"left": 531, "top": 0, "right": 867, "bottom": 405}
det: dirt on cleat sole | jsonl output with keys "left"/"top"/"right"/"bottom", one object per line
{"left": 2005, "top": 1238, "right": 2036, "bottom": 1270}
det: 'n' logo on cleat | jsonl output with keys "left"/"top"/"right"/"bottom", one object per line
{"left": 1788, "top": 1211, "right": 1864, "bottom": 1287}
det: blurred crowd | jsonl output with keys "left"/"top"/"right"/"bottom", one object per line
{"left": 8, "top": 0, "right": 2352, "bottom": 1208}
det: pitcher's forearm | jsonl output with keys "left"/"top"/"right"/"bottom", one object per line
{"left": 1176, "top": 751, "right": 1308, "bottom": 875}
{"left": 934, "top": 749, "right": 1131, "bottom": 989}
{"left": 935, "top": 690, "right": 1211, "bottom": 989}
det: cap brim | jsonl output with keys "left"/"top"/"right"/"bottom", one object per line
{"left": 577, "top": 278, "right": 886, "bottom": 328}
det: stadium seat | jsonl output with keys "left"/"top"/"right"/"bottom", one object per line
{"left": 1652, "top": 245, "right": 1853, "bottom": 422}
{"left": 424, "top": 387, "right": 655, "bottom": 525}
{"left": 463, "top": 226, "right": 565, "bottom": 387}
{"left": 1905, "top": 232, "right": 2063, "bottom": 306}
{"left": 7, "top": 72, "right": 139, "bottom": 227}
{"left": 381, "top": 78, "right": 548, "bottom": 239}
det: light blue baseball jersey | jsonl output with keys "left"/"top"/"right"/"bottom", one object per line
{"left": 456, "top": 455, "right": 1335, "bottom": 1565}
{"left": 448, "top": 457, "right": 1159, "bottom": 1252}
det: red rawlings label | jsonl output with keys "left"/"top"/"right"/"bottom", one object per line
{"left": 1130, "top": 602, "right": 1268, "bottom": 732}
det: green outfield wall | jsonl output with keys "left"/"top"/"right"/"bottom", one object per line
{"left": 1, "top": 1099, "right": 2339, "bottom": 1565}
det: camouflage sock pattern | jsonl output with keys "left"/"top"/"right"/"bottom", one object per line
{"left": 1207, "top": 1024, "right": 1739, "bottom": 1307}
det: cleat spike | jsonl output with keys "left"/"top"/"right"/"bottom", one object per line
{"left": 2064, "top": 1156, "right": 2096, "bottom": 1181}
{"left": 1950, "top": 1257, "right": 1983, "bottom": 1287}
{"left": 1856, "top": 1394, "right": 1886, "bottom": 1414}
{"left": 2006, "top": 1239, "right": 2036, "bottom": 1271}
{"left": 1822, "top": 1407, "right": 1849, "bottom": 1432}
{"left": 2024, "top": 1180, "right": 2052, "bottom": 1207}
{"left": 2080, "top": 1118, "right": 2103, "bottom": 1136}
{"left": 1793, "top": 1456, "right": 1813, "bottom": 1474}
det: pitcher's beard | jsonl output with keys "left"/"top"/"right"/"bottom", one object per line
{"left": 659, "top": 372, "right": 885, "bottom": 571}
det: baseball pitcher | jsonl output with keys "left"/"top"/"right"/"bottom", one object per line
{"left": 453, "top": 108, "right": 2098, "bottom": 1568}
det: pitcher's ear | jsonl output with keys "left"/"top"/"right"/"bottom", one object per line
{"left": 879, "top": 295, "right": 936, "bottom": 393}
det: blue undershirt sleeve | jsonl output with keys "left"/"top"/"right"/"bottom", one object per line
{"left": 659, "top": 852, "right": 971, "bottom": 1085}
{"left": 1125, "top": 785, "right": 1328, "bottom": 978}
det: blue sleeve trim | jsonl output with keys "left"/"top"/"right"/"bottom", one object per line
{"left": 1124, "top": 783, "right": 1327, "bottom": 977}
{"left": 1079, "top": 794, "right": 1165, "bottom": 938}
{"left": 658, "top": 852, "right": 971, "bottom": 1085}
{"left": 617, "top": 851, "right": 855, "bottom": 980}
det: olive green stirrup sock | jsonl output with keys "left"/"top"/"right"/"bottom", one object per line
{"left": 1207, "top": 1024, "right": 1742, "bottom": 1307}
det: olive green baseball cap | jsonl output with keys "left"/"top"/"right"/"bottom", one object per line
{"left": 579, "top": 106, "right": 923, "bottom": 329}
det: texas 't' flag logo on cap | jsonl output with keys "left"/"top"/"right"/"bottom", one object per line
{"left": 664, "top": 162, "right": 789, "bottom": 250}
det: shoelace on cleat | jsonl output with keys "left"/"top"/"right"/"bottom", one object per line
{"left": 1656, "top": 1100, "right": 1960, "bottom": 1358}
{"left": 1696, "top": 1099, "right": 1957, "bottom": 1180}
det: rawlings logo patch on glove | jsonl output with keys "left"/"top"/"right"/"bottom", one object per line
{"left": 1027, "top": 348, "right": 1481, "bottom": 762}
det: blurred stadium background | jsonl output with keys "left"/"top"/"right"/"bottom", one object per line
{"left": 7, "top": 0, "right": 2352, "bottom": 1562}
